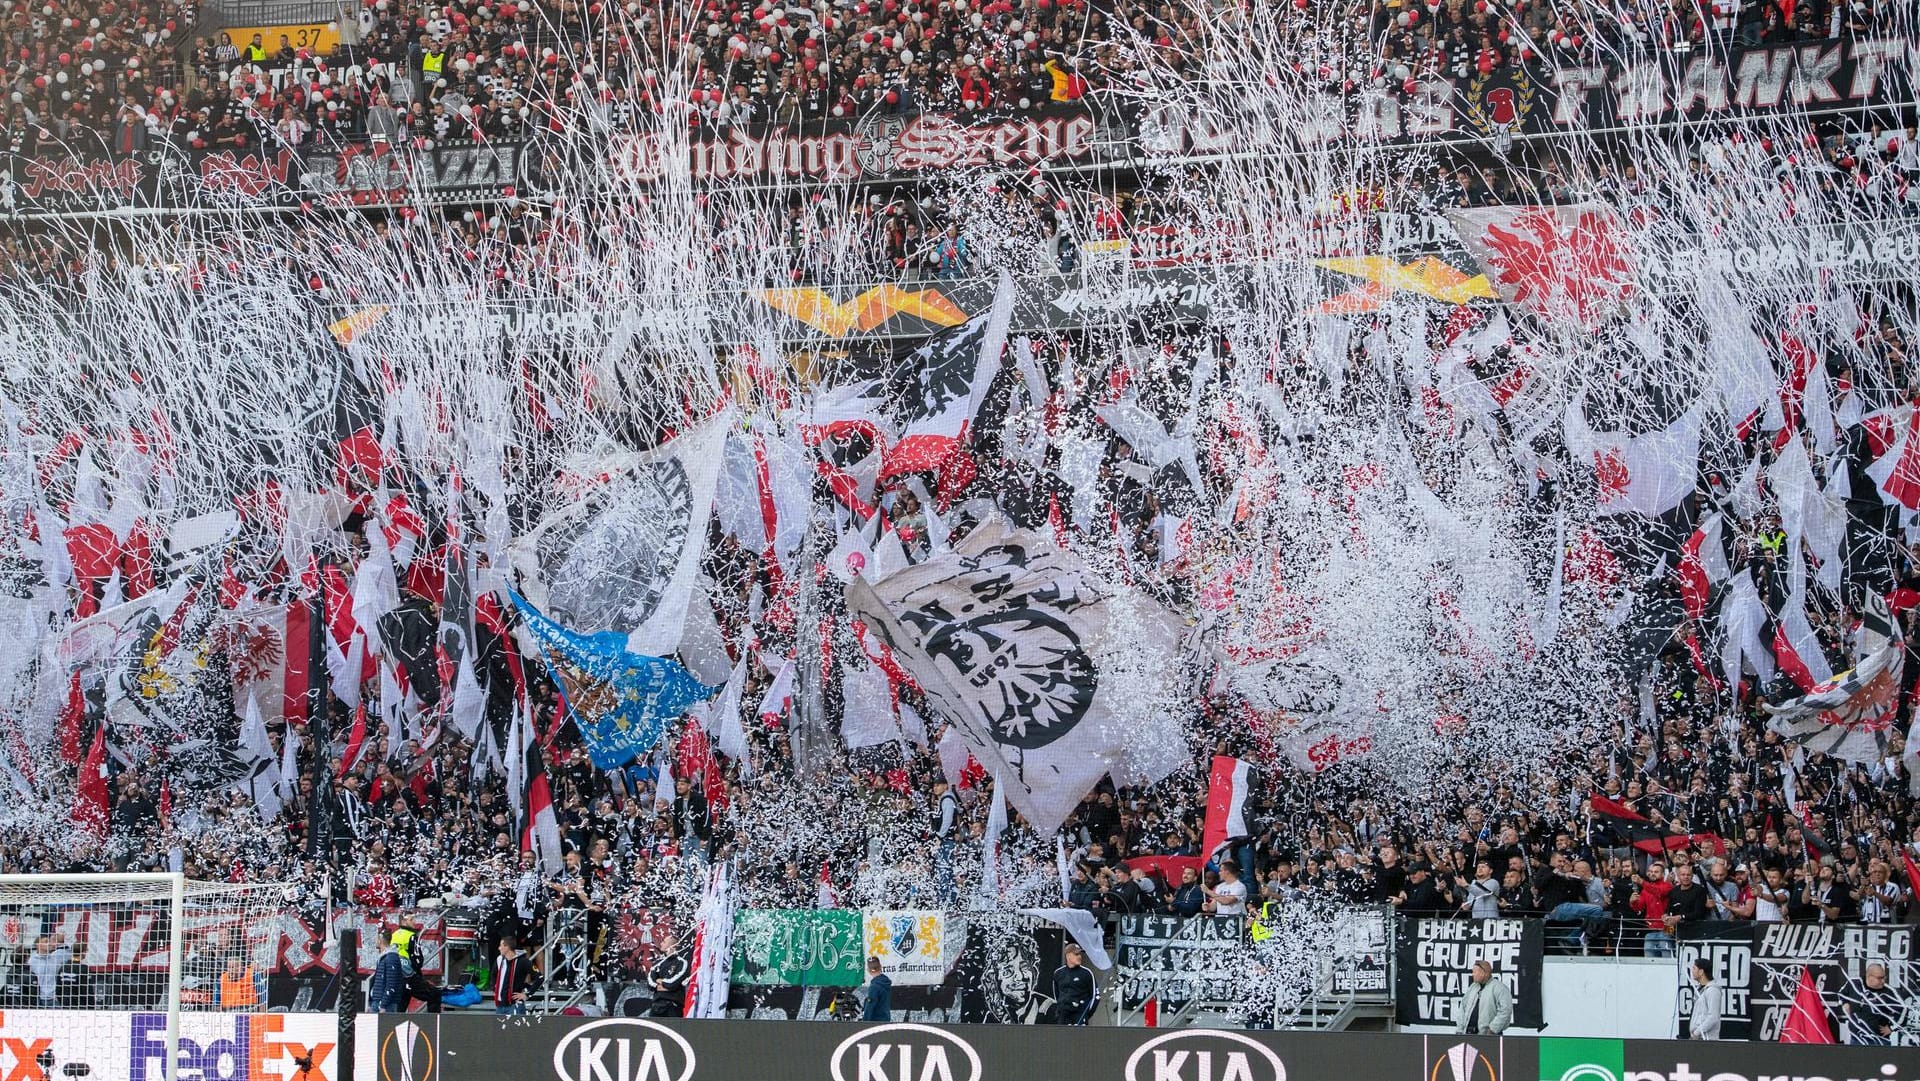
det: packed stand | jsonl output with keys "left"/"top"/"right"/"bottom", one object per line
{"left": 1, "top": 0, "right": 1901, "bottom": 163}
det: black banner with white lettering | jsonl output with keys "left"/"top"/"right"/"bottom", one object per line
{"left": 183, "top": 138, "right": 552, "bottom": 208}
{"left": 1394, "top": 917, "right": 1544, "bottom": 1029}
{"left": 1675, "top": 920, "right": 1756, "bottom": 1041}
{"left": 1114, "top": 914, "right": 1246, "bottom": 1011}
{"left": 1139, "top": 35, "right": 1916, "bottom": 157}
{"left": 1677, "top": 921, "right": 1915, "bottom": 1042}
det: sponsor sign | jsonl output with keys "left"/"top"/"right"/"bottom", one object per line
{"left": 1395, "top": 918, "right": 1545, "bottom": 1029}
{"left": 863, "top": 911, "right": 960, "bottom": 987}
{"left": 1637, "top": 221, "right": 1920, "bottom": 287}
{"left": 829, "top": 1024, "right": 982, "bottom": 1081}
{"left": 1114, "top": 914, "right": 1246, "bottom": 1011}
{"left": 1425, "top": 1037, "right": 1506, "bottom": 1081}
{"left": 0, "top": 1011, "right": 372, "bottom": 1081}
{"left": 0, "top": 1008, "right": 132, "bottom": 1081}
{"left": 131, "top": 1012, "right": 342, "bottom": 1081}
{"left": 0, "top": 904, "right": 443, "bottom": 1011}
{"left": 550, "top": 1018, "right": 696, "bottom": 1081}
{"left": 1123, "top": 1029, "right": 1287, "bottom": 1081}
{"left": 1536, "top": 1036, "right": 1916, "bottom": 1081}
{"left": 384, "top": 1012, "right": 1920, "bottom": 1081}
{"left": 377, "top": 1018, "right": 433, "bottom": 1081}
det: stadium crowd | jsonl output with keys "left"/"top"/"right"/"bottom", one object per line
{"left": 0, "top": 0, "right": 1906, "bottom": 160}
{"left": 0, "top": 271, "right": 1916, "bottom": 982}
{"left": 2, "top": 0, "right": 1920, "bottom": 1040}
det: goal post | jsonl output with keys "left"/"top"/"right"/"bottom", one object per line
{"left": 0, "top": 872, "right": 297, "bottom": 1081}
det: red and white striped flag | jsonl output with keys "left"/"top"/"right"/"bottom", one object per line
{"left": 683, "top": 863, "right": 735, "bottom": 1018}
{"left": 1201, "top": 755, "right": 1253, "bottom": 862}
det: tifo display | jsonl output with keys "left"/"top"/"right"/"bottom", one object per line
{"left": 2, "top": 0, "right": 1919, "bottom": 1059}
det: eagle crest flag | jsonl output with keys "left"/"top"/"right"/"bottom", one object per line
{"left": 845, "top": 516, "right": 1186, "bottom": 833}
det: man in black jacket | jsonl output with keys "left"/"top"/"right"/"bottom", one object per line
{"left": 1665, "top": 862, "right": 1712, "bottom": 930}
{"left": 1398, "top": 862, "right": 1451, "bottom": 916}
{"left": 647, "top": 936, "right": 693, "bottom": 1017}
{"left": 1843, "top": 963, "right": 1902, "bottom": 1044}
{"left": 1047, "top": 945, "right": 1096, "bottom": 1025}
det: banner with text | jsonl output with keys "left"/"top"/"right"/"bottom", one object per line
{"left": 864, "top": 910, "right": 962, "bottom": 987}
{"left": 1677, "top": 921, "right": 1915, "bottom": 1042}
{"left": 730, "top": 908, "right": 866, "bottom": 987}
{"left": 1114, "top": 914, "right": 1246, "bottom": 1011}
{"left": 1394, "top": 917, "right": 1544, "bottom": 1028}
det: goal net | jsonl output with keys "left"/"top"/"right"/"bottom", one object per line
{"left": 0, "top": 873, "right": 300, "bottom": 1081}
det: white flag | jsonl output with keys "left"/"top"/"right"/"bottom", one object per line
{"left": 846, "top": 516, "right": 1187, "bottom": 834}
{"left": 238, "top": 696, "right": 285, "bottom": 822}
{"left": 508, "top": 409, "right": 731, "bottom": 656}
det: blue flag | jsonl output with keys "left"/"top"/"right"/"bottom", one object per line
{"left": 509, "top": 589, "right": 716, "bottom": 769}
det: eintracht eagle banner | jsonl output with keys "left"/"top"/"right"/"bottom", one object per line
{"left": 508, "top": 410, "right": 730, "bottom": 657}
{"left": 1764, "top": 594, "right": 1904, "bottom": 764}
{"left": 846, "top": 516, "right": 1187, "bottom": 834}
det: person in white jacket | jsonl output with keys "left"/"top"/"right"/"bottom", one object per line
{"left": 1689, "top": 958, "right": 1723, "bottom": 1040}
{"left": 1453, "top": 960, "right": 1514, "bottom": 1035}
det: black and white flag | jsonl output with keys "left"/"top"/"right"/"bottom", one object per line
{"left": 846, "top": 516, "right": 1187, "bottom": 833}
{"left": 508, "top": 409, "right": 730, "bottom": 656}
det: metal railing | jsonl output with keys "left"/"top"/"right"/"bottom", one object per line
{"left": 198, "top": 0, "right": 350, "bottom": 26}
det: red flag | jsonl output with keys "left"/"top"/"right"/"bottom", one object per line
{"left": 336, "top": 702, "right": 369, "bottom": 780}
{"left": 675, "top": 721, "right": 725, "bottom": 809}
{"left": 1902, "top": 851, "right": 1920, "bottom": 901}
{"left": 336, "top": 427, "right": 387, "bottom": 490}
{"left": 121, "top": 521, "right": 156, "bottom": 599}
{"left": 73, "top": 726, "right": 109, "bottom": 839}
{"left": 1677, "top": 521, "right": 1714, "bottom": 621}
{"left": 1201, "top": 755, "right": 1253, "bottom": 862}
{"left": 282, "top": 598, "right": 316, "bottom": 728}
{"left": 57, "top": 670, "right": 85, "bottom": 767}
{"left": 63, "top": 523, "right": 122, "bottom": 617}
{"left": 1780, "top": 966, "right": 1834, "bottom": 1044}
{"left": 1773, "top": 624, "right": 1818, "bottom": 693}
{"left": 521, "top": 740, "right": 562, "bottom": 873}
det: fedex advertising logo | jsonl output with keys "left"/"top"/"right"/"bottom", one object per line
{"left": 0, "top": 1009, "right": 123, "bottom": 1081}
{"left": 131, "top": 1013, "right": 335, "bottom": 1081}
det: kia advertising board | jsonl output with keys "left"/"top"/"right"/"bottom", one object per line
{"left": 380, "top": 1015, "right": 1920, "bottom": 1081}
{"left": 384, "top": 1015, "right": 1500, "bottom": 1081}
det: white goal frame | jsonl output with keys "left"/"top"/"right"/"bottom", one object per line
{"left": 0, "top": 872, "right": 186, "bottom": 1081}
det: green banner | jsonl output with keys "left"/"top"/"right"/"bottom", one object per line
{"left": 730, "top": 909, "right": 865, "bottom": 987}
